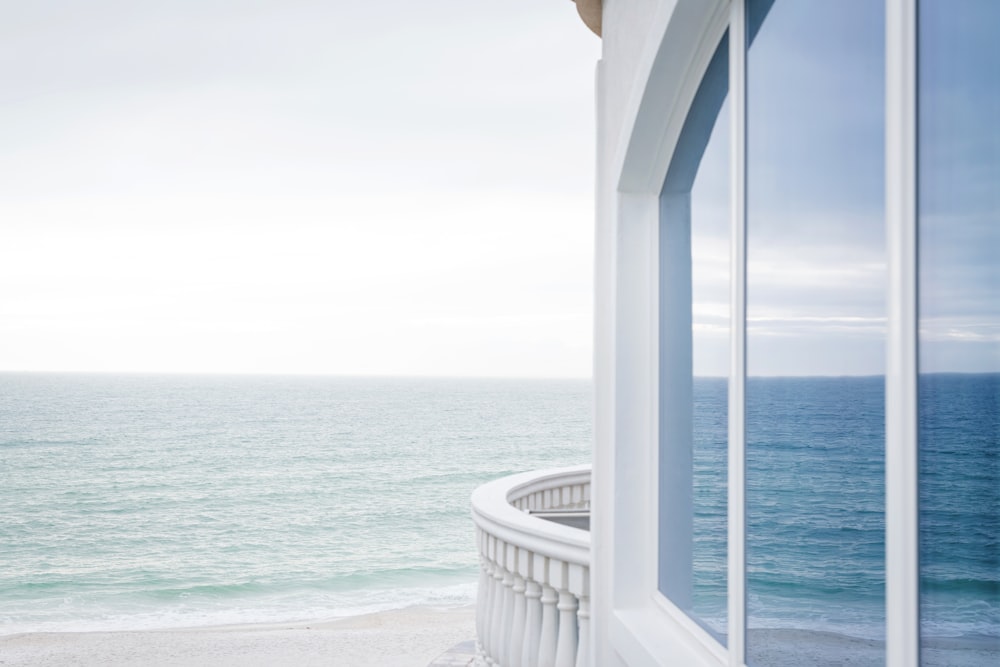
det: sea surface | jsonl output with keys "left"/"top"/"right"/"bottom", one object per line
{"left": 0, "top": 374, "right": 590, "bottom": 634}
{"left": 686, "top": 373, "right": 998, "bottom": 655}
{"left": 1, "top": 373, "right": 996, "bottom": 652}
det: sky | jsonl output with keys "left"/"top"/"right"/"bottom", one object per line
{"left": 689, "top": 0, "right": 887, "bottom": 377}
{"left": 690, "top": 0, "right": 998, "bottom": 376}
{"left": 0, "top": 1, "right": 600, "bottom": 378}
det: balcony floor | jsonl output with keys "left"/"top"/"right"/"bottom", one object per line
{"left": 427, "top": 639, "right": 476, "bottom": 666}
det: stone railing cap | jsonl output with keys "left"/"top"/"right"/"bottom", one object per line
{"left": 471, "top": 465, "right": 590, "bottom": 566}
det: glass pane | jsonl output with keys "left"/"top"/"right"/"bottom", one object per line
{"left": 658, "top": 33, "right": 729, "bottom": 641}
{"left": 918, "top": 1, "right": 1000, "bottom": 664}
{"left": 745, "top": 0, "right": 885, "bottom": 664}
{"left": 691, "top": 83, "right": 730, "bottom": 641}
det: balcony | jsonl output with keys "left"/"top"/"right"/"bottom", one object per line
{"left": 471, "top": 464, "right": 591, "bottom": 667}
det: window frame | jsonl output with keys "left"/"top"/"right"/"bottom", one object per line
{"left": 602, "top": 1, "right": 920, "bottom": 666}
{"left": 885, "top": 1, "right": 919, "bottom": 665}
{"left": 604, "top": 1, "right": 733, "bottom": 665}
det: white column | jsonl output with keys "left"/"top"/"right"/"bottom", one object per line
{"left": 509, "top": 572, "right": 527, "bottom": 667}
{"left": 482, "top": 559, "right": 496, "bottom": 662}
{"left": 477, "top": 555, "right": 488, "bottom": 657}
{"left": 521, "top": 580, "right": 542, "bottom": 667}
{"left": 499, "top": 567, "right": 515, "bottom": 666}
{"left": 574, "top": 596, "right": 590, "bottom": 667}
{"left": 489, "top": 562, "right": 505, "bottom": 665}
{"left": 537, "top": 584, "right": 559, "bottom": 666}
{"left": 554, "top": 591, "right": 578, "bottom": 667}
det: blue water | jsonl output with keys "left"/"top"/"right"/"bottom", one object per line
{"left": 747, "top": 376, "right": 888, "bottom": 639}
{"left": 689, "top": 374, "right": 998, "bottom": 644}
{"left": 0, "top": 374, "right": 590, "bottom": 634}
{"left": 1, "top": 373, "right": 996, "bottom": 645}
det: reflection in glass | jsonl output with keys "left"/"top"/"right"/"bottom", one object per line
{"left": 918, "top": 2, "right": 1000, "bottom": 664}
{"left": 657, "top": 33, "right": 728, "bottom": 641}
{"left": 691, "top": 84, "right": 730, "bottom": 642}
{"left": 745, "top": 0, "right": 885, "bottom": 664}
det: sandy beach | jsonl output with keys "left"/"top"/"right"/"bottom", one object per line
{"left": 0, "top": 605, "right": 476, "bottom": 667}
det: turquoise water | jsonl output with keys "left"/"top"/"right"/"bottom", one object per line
{"left": 2, "top": 373, "right": 996, "bottom": 648}
{"left": 0, "top": 374, "right": 591, "bottom": 634}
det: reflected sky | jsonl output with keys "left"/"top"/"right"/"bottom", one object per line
{"left": 745, "top": 0, "right": 885, "bottom": 377}
{"left": 691, "top": 96, "right": 730, "bottom": 378}
{"left": 919, "top": 0, "right": 1000, "bottom": 373}
{"left": 691, "top": 1, "right": 889, "bottom": 377}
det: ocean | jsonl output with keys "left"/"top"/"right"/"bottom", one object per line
{"left": 0, "top": 374, "right": 590, "bottom": 634}
{"left": 1, "top": 373, "right": 996, "bottom": 655}
{"left": 685, "top": 374, "right": 998, "bottom": 659}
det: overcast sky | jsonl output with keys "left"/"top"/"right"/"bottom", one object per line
{"left": 691, "top": 0, "right": 997, "bottom": 377}
{"left": 0, "top": 1, "right": 600, "bottom": 378}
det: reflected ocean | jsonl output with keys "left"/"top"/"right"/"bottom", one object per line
{"left": 1, "top": 373, "right": 996, "bottom": 644}
{"left": 690, "top": 374, "right": 999, "bottom": 644}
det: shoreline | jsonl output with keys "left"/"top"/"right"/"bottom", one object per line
{"left": 0, "top": 604, "right": 477, "bottom": 667}
{"left": 747, "top": 628, "right": 999, "bottom": 667}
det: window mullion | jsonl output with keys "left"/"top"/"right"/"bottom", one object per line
{"left": 727, "top": 1, "right": 748, "bottom": 665}
{"left": 885, "top": 0, "right": 919, "bottom": 665}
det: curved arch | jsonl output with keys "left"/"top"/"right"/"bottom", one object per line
{"left": 615, "top": 1, "right": 729, "bottom": 194}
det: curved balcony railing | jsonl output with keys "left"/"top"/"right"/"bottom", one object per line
{"left": 471, "top": 464, "right": 591, "bottom": 667}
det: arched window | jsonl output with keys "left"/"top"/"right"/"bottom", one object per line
{"left": 597, "top": 1, "right": 998, "bottom": 665}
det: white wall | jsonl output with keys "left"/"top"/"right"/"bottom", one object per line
{"left": 591, "top": 2, "right": 730, "bottom": 665}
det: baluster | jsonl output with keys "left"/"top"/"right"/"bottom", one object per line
{"left": 499, "top": 566, "right": 514, "bottom": 666}
{"left": 509, "top": 570, "right": 527, "bottom": 667}
{"left": 490, "top": 560, "right": 506, "bottom": 665}
{"left": 481, "top": 558, "right": 495, "bottom": 662}
{"left": 537, "top": 583, "right": 559, "bottom": 666}
{"left": 476, "top": 554, "right": 487, "bottom": 656}
{"left": 574, "top": 596, "right": 590, "bottom": 667}
{"left": 521, "top": 580, "right": 542, "bottom": 667}
{"left": 554, "top": 591, "right": 578, "bottom": 667}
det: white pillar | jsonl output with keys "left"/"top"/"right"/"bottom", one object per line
{"left": 476, "top": 556, "right": 488, "bottom": 656}
{"left": 554, "top": 591, "right": 578, "bottom": 667}
{"left": 499, "top": 568, "right": 514, "bottom": 666}
{"left": 489, "top": 563, "right": 505, "bottom": 664}
{"left": 509, "top": 573, "right": 527, "bottom": 667}
{"left": 479, "top": 558, "right": 496, "bottom": 658}
{"left": 522, "top": 580, "right": 543, "bottom": 667}
{"left": 574, "top": 596, "right": 590, "bottom": 667}
{"left": 537, "top": 584, "right": 559, "bottom": 666}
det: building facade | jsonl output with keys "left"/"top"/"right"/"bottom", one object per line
{"left": 472, "top": 2, "right": 998, "bottom": 665}
{"left": 589, "top": 1, "right": 998, "bottom": 666}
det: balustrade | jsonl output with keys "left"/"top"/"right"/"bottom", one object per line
{"left": 471, "top": 465, "right": 591, "bottom": 667}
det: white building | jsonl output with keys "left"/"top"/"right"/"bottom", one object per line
{"left": 472, "top": 1, "right": 998, "bottom": 665}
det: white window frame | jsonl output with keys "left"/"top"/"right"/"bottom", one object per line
{"left": 600, "top": 1, "right": 920, "bottom": 665}
{"left": 605, "top": 1, "right": 733, "bottom": 665}
{"left": 885, "top": 0, "right": 919, "bottom": 665}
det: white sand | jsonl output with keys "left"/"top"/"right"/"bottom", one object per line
{"left": 0, "top": 605, "right": 476, "bottom": 667}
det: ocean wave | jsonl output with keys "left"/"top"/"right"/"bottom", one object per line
{"left": 0, "top": 579, "right": 478, "bottom": 636}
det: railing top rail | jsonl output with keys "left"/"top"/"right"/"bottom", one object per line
{"left": 506, "top": 464, "right": 592, "bottom": 503}
{"left": 471, "top": 464, "right": 591, "bottom": 566}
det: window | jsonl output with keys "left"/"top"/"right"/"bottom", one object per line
{"left": 918, "top": 1, "right": 1000, "bottom": 664}
{"left": 603, "top": 1, "right": 999, "bottom": 665}
{"left": 745, "top": 1, "right": 886, "bottom": 664}
{"left": 658, "top": 32, "right": 730, "bottom": 642}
